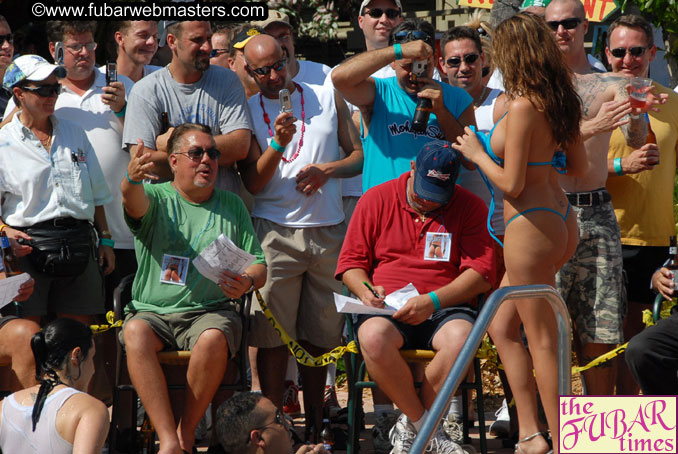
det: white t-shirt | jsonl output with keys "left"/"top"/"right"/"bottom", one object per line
{"left": 249, "top": 82, "right": 344, "bottom": 227}
{"left": 295, "top": 60, "right": 331, "bottom": 86}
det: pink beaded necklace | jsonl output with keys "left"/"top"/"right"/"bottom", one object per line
{"left": 259, "top": 82, "right": 305, "bottom": 164}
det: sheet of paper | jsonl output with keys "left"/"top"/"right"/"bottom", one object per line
{"left": 384, "top": 283, "right": 420, "bottom": 311}
{"left": 193, "top": 234, "right": 256, "bottom": 284}
{"left": 0, "top": 273, "right": 31, "bottom": 309}
{"left": 333, "top": 283, "right": 420, "bottom": 315}
{"left": 333, "top": 293, "right": 396, "bottom": 315}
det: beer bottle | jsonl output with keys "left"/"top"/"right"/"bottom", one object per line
{"left": 668, "top": 236, "right": 678, "bottom": 301}
{"left": 412, "top": 98, "right": 432, "bottom": 134}
{"left": 0, "top": 230, "right": 21, "bottom": 276}
{"left": 320, "top": 414, "right": 335, "bottom": 454}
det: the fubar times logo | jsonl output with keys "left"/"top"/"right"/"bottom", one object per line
{"left": 560, "top": 396, "right": 677, "bottom": 453}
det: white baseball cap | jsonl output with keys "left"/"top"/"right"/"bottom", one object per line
{"left": 3, "top": 55, "right": 66, "bottom": 90}
{"left": 359, "top": 0, "right": 403, "bottom": 14}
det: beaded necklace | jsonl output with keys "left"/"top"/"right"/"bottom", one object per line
{"left": 259, "top": 82, "right": 305, "bottom": 163}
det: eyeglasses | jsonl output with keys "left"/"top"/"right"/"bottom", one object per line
{"left": 0, "top": 34, "right": 13, "bottom": 46}
{"left": 610, "top": 46, "right": 648, "bottom": 58}
{"left": 393, "top": 30, "right": 432, "bottom": 45}
{"left": 210, "top": 48, "right": 228, "bottom": 58}
{"left": 248, "top": 58, "right": 286, "bottom": 76}
{"left": 445, "top": 53, "right": 480, "bottom": 68}
{"left": 21, "top": 83, "right": 62, "bottom": 97}
{"left": 546, "top": 17, "right": 582, "bottom": 31}
{"left": 65, "top": 42, "right": 97, "bottom": 53}
{"left": 175, "top": 146, "right": 221, "bottom": 161}
{"left": 364, "top": 8, "right": 401, "bottom": 19}
{"left": 259, "top": 409, "right": 285, "bottom": 429}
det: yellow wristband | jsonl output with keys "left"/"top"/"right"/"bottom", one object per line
{"left": 0, "top": 224, "right": 8, "bottom": 233}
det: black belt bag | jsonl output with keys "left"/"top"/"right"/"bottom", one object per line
{"left": 23, "top": 220, "right": 95, "bottom": 277}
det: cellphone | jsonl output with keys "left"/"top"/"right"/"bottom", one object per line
{"left": 412, "top": 60, "right": 428, "bottom": 81}
{"left": 54, "top": 41, "right": 64, "bottom": 65}
{"left": 279, "top": 89, "right": 292, "bottom": 114}
{"left": 106, "top": 62, "right": 117, "bottom": 85}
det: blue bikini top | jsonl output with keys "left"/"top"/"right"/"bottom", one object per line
{"left": 470, "top": 112, "right": 568, "bottom": 175}
{"left": 468, "top": 112, "right": 568, "bottom": 249}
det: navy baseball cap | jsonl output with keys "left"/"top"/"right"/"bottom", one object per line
{"left": 413, "top": 141, "right": 461, "bottom": 204}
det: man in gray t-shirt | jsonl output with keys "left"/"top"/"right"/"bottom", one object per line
{"left": 122, "top": 21, "right": 251, "bottom": 193}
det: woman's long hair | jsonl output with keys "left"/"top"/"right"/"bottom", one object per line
{"left": 29, "top": 318, "right": 93, "bottom": 431}
{"left": 493, "top": 13, "right": 582, "bottom": 150}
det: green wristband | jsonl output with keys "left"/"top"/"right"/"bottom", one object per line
{"left": 114, "top": 103, "right": 126, "bottom": 118}
{"left": 393, "top": 43, "right": 403, "bottom": 60}
{"left": 428, "top": 291, "right": 441, "bottom": 311}
{"left": 270, "top": 138, "right": 285, "bottom": 153}
{"left": 126, "top": 171, "right": 142, "bottom": 185}
{"left": 614, "top": 157, "right": 624, "bottom": 176}
{"left": 100, "top": 238, "right": 115, "bottom": 247}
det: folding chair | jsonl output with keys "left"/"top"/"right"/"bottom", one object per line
{"left": 109, "top": 273, "right": 252, "bottom": 453}
{"left": 344, "top": 306, "right": 488, "bottom": 454}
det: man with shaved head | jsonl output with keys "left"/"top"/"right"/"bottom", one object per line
{"left": 238, "top": 34, "right": 363, "bottom": 436}
{"left": 543, "top": 0, "right": 665, "bottom": 398}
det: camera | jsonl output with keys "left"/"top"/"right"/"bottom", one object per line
{"left": 411, "top": 60, "right": 428, "bottom": 82}
{"left": 106, "top": 62, "right": 117, "bottom": 86}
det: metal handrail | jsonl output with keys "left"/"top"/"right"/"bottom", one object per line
{"left": 410, "top": 285, "right": 572, "bottom": 454}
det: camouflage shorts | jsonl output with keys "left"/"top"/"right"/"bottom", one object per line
{"left": 556, "top": 201, "right": 626, "bottom": 345}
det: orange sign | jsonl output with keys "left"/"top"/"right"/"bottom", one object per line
{"left": 456, "top": 0, "right": 618, "bottom": 22}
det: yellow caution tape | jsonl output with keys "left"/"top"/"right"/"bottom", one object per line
{"left": 255, "top": 289, "right": 673, "bottom": 373}
{"left": 571, "top": 343, "right": 627, "bottom": 374}
{"left": 255, "top": 290, "right": 358, "bottom": 367}
{"left": 90, "top": 311, "right": 123, "bottom": 334}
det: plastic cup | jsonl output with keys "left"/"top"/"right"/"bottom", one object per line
{"left": 629, "top": 77, "right": 652, "bottom": 109}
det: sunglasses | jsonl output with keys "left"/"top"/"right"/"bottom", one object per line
{"left": 175, "top": 146, "right": 221, "bottom": 161}
{"left": 248, "top": 58, "right": 286, "bottom": 76}
{"left": 65, "top": 42, "right": 97, "bottom": 53}
{"left": 546, "top": 17, "right": 582, "bottom": 31}
{"left": 253, "top": 409, "right": 286, "bottom": 434}
{"left": 21, "top": 83, "right": 62, "bottom": 97}
{"left": 364, "top": 7, "right": 401, "bottom": 19}
{"left": 393, "top": 30, "right": 433, "bottom": 46}
{"left": 610, "top": 46, "right": 648, "bottom": 58}
{"left": 445, "top": 53, "right": 480, "bottom": 68}
{"left": 0, "top": 33, "right": 13, "bottom": 46}
{"left": 210, "top": 48, "right": 228, "bottom": 58}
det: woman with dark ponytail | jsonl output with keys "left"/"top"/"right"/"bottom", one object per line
{"left": 0, "top": 318, "right": 108, "bottom": 453}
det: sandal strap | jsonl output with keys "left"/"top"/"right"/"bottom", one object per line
{"left": 514, "top": 432, "right": 546, "bottom": 454}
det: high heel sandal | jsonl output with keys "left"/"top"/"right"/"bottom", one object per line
{"left": 514, "top": 432, "right": 553, "bottom": 454}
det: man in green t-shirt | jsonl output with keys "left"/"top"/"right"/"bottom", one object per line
{"left": 121, "top": 123, "right": 267, "bottom": 454}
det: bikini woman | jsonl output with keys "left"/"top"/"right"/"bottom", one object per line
{"left": 453, "top": 13, "right": 587, "bottom": 454}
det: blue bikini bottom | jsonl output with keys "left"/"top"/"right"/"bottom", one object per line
{"left": 505, "top": 203, "right": 571, "bottom": 228}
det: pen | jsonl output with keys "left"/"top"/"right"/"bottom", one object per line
{"left": 363, "top": 281, "right": 381, "bottom": 299}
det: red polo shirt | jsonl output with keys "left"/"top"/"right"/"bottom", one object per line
{"left": 336, "top": 172, "right": 496, "bottom": 295}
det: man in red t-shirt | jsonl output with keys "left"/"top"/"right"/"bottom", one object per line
{"left": 335, "top": 141, "right": 495, "bottom": 453}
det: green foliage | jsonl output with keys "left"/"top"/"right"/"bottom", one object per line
{"left": 623, "top": 0, "right": 678, "bottom": 40}
{"left": 264, "top": 0, "right": 356, "bottom": 41}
